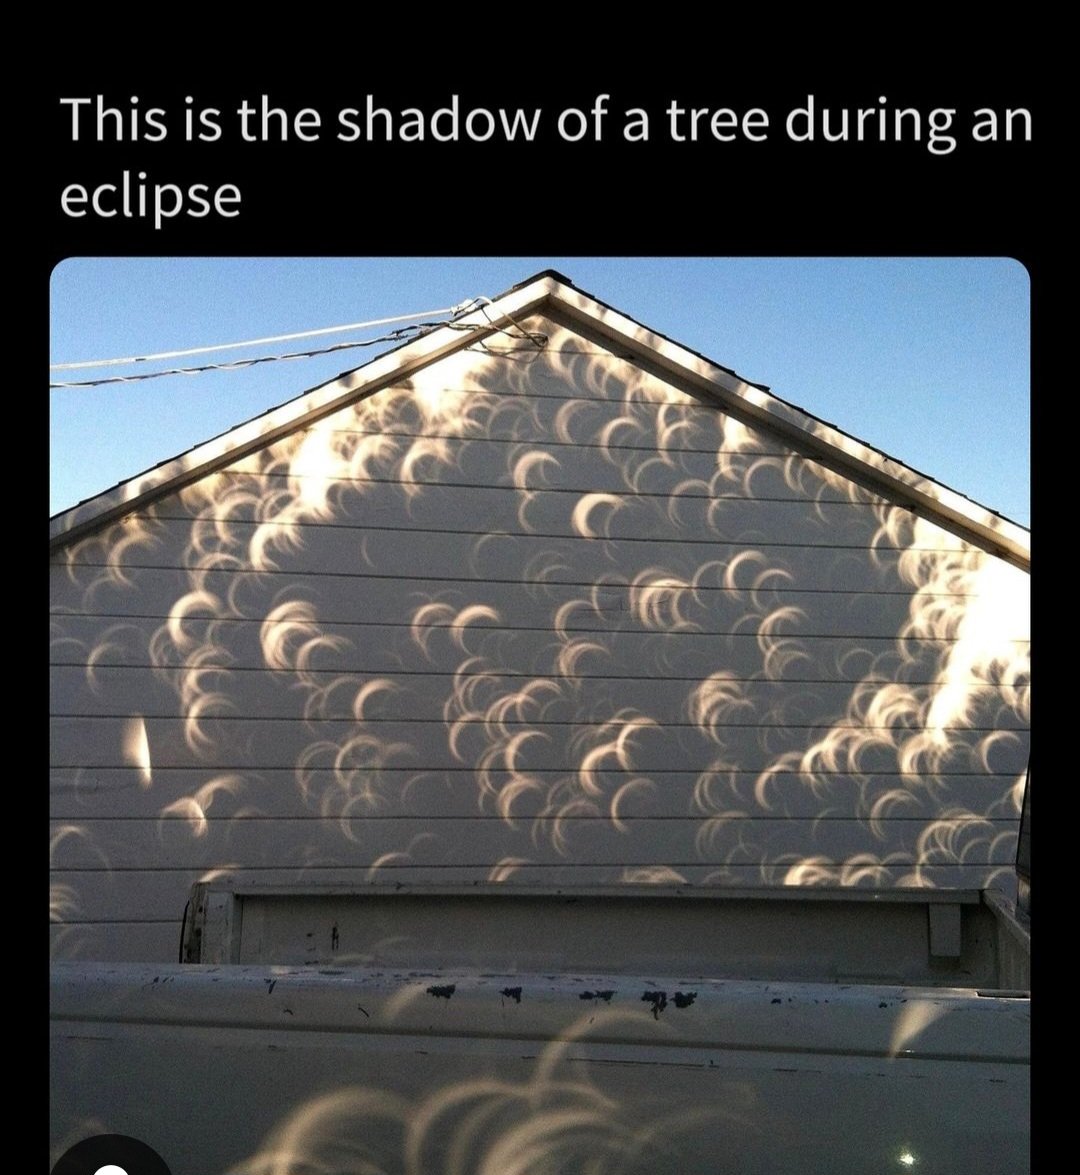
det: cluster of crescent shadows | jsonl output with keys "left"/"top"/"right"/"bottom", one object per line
{"left": 50, "top": 322, "right": 1030, "bottom": 952}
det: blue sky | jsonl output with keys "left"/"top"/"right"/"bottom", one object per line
{"left": 49, "top": 257, "right": 1030, "bottom": 527}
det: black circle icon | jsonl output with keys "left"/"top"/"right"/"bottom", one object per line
{"left": 51, "top": 1134, "right": 172, "bottom": 1175}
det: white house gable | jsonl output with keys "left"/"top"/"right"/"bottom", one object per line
{"left": 50, "top": 286, "right": 1031, "bottom": 962}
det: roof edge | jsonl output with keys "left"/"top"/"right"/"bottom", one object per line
{"left": 49, "top": 274, "right": 563, "bottom": 550}
{"left": 541, "top": 279, "right": 1029, "bottom": 569}
{"left": 51, "top": 272, "right": 1029, "bottom": 569}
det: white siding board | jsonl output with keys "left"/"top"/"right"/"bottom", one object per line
{"left": 50, "top": 665, "right": 1028, "bottom": 725}
{"left": 194, "top": 449, "right": 883, "bottom": 501}
{"left": 49, "top": 308, "right": 1030, "bottom": 961}
{"left": 50, "top": 921, "right": 180, "bottom": 963}
{"left": 50, "top": 767, "right": 1023, "bottom": 822}
{"left": 53, "top": 587, "right": 1001, "bottom": 643}
{"left": 137, "top": 494, "right": 905, "bottom": 548}
{"left": 50, "top": 714, "right": 1030, "bottom": 770}
{"left": 53, "top": 868, "right": 210, "bottom": 925}
{"left": 50, "top": 619, "right": 1022, "bottom": 705}
{"left": 59, "top": 525, "right": 955, "bottom": 579}
{"left": 56, "top": 514, "right": 973, "bottom": 573}
{"left": 49, "top": 816, "right": 1019, "bottom": 874}
{"left": 52, "top": 547, "right": 984, "bottom": 599}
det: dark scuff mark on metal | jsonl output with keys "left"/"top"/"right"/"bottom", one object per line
{"left": 501, "top": 987, "right": 523, "bottom": 1003}
{"left": 641, "top": 991, "right": 667, "bottom": 1018}
{"left": 580, "top": 990, "right": 616, "bottom": 1002}
{"left": 673, "top": 991, "right": 697, "bottom": 1008}
{"left": 771, "top": 997, "right": 782, "bottom": 1004}
{"left": 331, "top": 923, "right": 340, "bottom": 951}
{"left": 266, "top": 979, "right": 277, "bottom": 994}
{"left": 357, "top": 1005, "right": 370, "bottom": 1018}
{"left": 427, "top": 984, "right": 456, "bottom": 999}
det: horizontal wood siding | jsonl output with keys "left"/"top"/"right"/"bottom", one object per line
{"left": 50, "top": 314, "right": 1030, "bottom": 961}
{"left": 50, "top": 768, "right": 1024, "bottom": 822}
{"left": 50, "top": 813, "right": 1019, "bottom": 868}
{"left": 49, "top": 716, "right": 1030, "bottom": 770}
{"left": 49, "top": 667, "right": 1029, "bottom": 726}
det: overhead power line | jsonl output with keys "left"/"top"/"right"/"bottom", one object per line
{"left": 51, "top": 323, "right": 452, "bottom": 389}
{"left": 49, "top": 299, "right": 547, "bottom": 391}
{"left": 50, "top": 299, "right": 486, "bottom": 372}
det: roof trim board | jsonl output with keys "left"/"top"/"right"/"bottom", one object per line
{"left": 50, "top": 273, "right": 1030, "bottom": 568}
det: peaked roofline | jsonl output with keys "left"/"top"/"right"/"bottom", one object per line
{"left": 50, "top": 272, "right": 1030, "bottom": 569}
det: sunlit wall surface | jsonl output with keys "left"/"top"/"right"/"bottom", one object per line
{"left": 49, "top": 313, "right": 1030, "bottom": 961}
